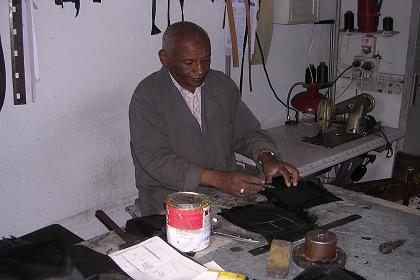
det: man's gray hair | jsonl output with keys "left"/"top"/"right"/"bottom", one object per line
{"left": 162, "top": 21, "right": 209, "bottom": 52}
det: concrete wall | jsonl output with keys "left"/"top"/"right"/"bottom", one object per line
{"left": 0, "top": 0, "right": 335, "bottom": 239}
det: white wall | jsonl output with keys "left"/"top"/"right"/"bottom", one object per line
{"left": 0, "top": 0, "right": 337, "bottom": 239}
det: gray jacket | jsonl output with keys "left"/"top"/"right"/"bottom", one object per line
{"left": 129, "top": 67, "right": 280, "bottom": 215}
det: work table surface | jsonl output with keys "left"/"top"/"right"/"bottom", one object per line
{"left": 265, "top": 123, "right": 404, "bottom": 177}
{"left": 85, "top": 185, "right": 420, "bottom": 280}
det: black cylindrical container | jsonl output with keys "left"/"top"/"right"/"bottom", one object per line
{"left": 383, "top": 17, "right": 393, "bottom": 31}
{"left": 305, "top": 64, "right": 317, "bottom": 84}
{"left": 317, "top": 62, "right": 328, "bottom": 85}
{"left": 344, "top": 11, "right": 354, "bottom": 31}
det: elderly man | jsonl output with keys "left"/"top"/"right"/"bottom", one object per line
{"left": 129, "top": 21, "right": 299, "bottom": 215}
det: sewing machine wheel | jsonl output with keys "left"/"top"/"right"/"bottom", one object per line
{"left": 317, "top": 98, "right": 333, "bottom": 130}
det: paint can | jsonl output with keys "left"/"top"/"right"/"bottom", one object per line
{"left": 165, "top": 192, "right": 212, "bottom": 253}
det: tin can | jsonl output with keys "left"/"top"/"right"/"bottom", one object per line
{"left": 165, "top": 192, "right": 212, "bottom": 252}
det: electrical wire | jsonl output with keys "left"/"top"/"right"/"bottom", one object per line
{"left": 375, "top": 122, "right": 394, "bottom": 158}
{"left": 255, "top": 33, "right": 295, "bottom": 111}
{"left": 329, "top": 64, "right": 353, "bottom": 87}
{"left": 335, "top": 77, "right": 354, "bottom": 101}
{"left": 304, "top": 23, "right": 315, "bottom": 68}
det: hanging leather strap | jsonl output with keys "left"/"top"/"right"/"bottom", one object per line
{"left": 239, "top": 28, "right": 247, "bottom": 95}
{"left": 226, "top": 0, "right": 239, "bottom": 67}
{"left": 244, "top": 0, "right": 252, "bottom": 91}
{"left": 167, "top": 0, "right": 171, "bottom": 26}
{"left": 0, "top": 35, "right": 5, "bottom": 112}
{"left": 179, "top": 0, "right": 185, "bottom": 21}
{"left": 151, "top": 0, "right": 161, "bottom": 35}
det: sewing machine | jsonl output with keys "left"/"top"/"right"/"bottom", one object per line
{"left": 303, "top": 93, "right": 377, "bottom": 147}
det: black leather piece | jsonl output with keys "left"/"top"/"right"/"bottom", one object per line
{"left": 261, "top": 178, "right": 342, "bottom": 210}
{"left": 19, "top": 224, "right": 83, "bottom": 247}
{"left": 67, "top": 245, "right": 127, "bottom": 278}
{"left": 0, "top": 224, "right": 127, "bottom": 279}
{"left": 125, "top": 214, "right": 166, "bottom": 240}
{"left": 294, "top": 262, "right": 367, "bottom": 280}
{"left": 0, "top": 240, "right": 85, "bottom": 280}
{"left": 219, "top": 202, "right": 316, "bottom": 242}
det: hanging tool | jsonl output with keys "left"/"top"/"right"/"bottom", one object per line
{"left": 95, "top": 210, "right": 144, "bottom": 249}
{"left": 54, "top": 0, "right": 101, "bottom": 17}
{"left": 55, "top": 0, "right": 80, "bottom": 17}
{"left": 212, "top": 228, "right": 260, "bottom": 244}
{"left": 248, "top": 214, "right": 362, "bottom": 256}
{"left": 9, "top": 0, "right": 26, "bottom": 105}
{"left": 151, "top": 0, "right": 161, "bottom": 35}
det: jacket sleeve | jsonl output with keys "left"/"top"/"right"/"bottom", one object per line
{"left": 129, "top": 88, "right": 203, "bottom": 192}
{"left": 230, "top": 84, "right": 283, "bottom": 162}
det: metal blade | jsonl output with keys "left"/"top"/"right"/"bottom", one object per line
{"left": 212, "top": 229, "right": 260, "bottom": 244}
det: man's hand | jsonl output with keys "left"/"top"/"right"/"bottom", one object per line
{"left": 201, "top": 169, "right": 264, "bottom": 197}
{"left": 258, "top": 151, "right": 299, "bottom": 187}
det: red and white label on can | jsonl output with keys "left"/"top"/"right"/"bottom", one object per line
{"left": 167, "top": 208, "right": 204, "bottom": 230}
{"left": 166, "top": 205, "right": 211, "bottom": 252}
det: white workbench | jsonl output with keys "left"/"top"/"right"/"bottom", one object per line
{"left": 265, "top": 123, "right": 404, "bottom": 177}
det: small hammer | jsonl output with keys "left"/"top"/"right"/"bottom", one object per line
{"left": 95, "top": 210, "right": 144, "bottom": 249}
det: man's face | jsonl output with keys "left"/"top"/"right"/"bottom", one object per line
{"left": 159, "top": 33, "right": 211, "bottom": 93}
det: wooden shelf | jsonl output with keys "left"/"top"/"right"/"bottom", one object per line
{"left": 339, "top": 29, "right": 399, "bottom": 37}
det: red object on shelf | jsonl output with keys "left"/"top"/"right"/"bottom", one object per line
{"left": 358, "top": 0, "right": 380, "bottom": 33}
{"left": 291, "top": 84, "right": 323, "bottom": 114}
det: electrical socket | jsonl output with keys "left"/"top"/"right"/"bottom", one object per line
{"left": 351, "top": 56, "right": 380, "bottom": 81}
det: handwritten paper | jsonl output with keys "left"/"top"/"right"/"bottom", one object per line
{"left": 109, "top": 236, "right": 207, "bottom": 280}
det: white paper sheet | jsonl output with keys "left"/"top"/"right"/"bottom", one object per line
{"left": 109, "top": 236, "right": 207, "bottom": 280}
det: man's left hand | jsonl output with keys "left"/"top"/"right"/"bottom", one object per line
{"left": 258, "top": 152, "right": 299, "bottom": 187}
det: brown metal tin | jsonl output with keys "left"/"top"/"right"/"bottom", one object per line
{"left": 292, "top": 229, "right": 346, "bottom": 269}
{"left": 305, "top": 229, "right": 337, "bottom": 261}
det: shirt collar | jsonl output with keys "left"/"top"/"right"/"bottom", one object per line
{"left": 169, "top": 73, "right": 204, "bottom": 95}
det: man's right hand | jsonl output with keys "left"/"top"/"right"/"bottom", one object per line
{"left": 201, "top": 169, "right": 264, "bottom": 197}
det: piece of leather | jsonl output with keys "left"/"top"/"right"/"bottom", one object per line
{"left": 125, "top": 214, "right": 166, "bottom": 240}
{"left": 219, "top": 202, "right": 316, "bottom": 242}
{"left": 261, "top": 178, "right": 342, "bottom": 210}
{"left": 293, "top": 262, "right": 367, "bottom": 280}
{"left": 0, "top": 241, "right": 85, "bottom": 280}
{"left": 0, "top": 225, "right": 126, "bottom": 279}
